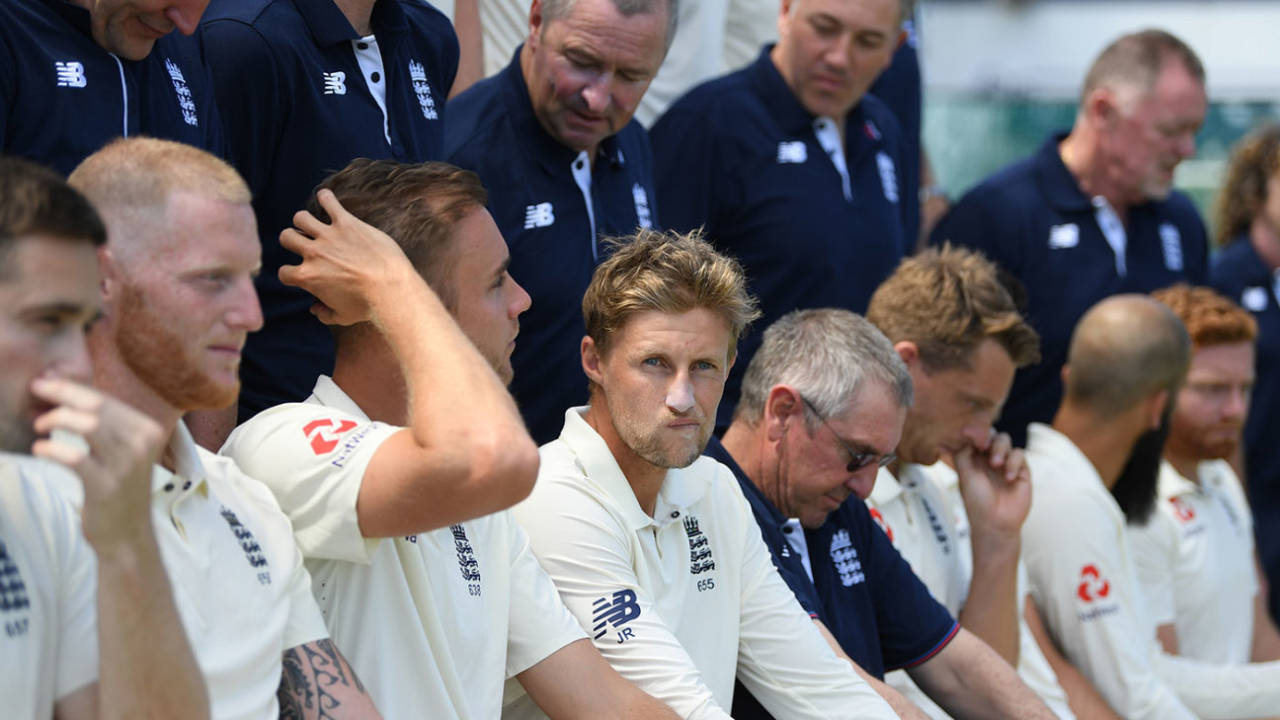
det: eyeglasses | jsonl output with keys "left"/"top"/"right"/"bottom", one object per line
{"left": 799, "top": 395, "right": 896, "bottom": 474}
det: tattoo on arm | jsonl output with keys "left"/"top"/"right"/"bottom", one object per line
{"left": 277, "top": 639, "right": 369, "bottom": 719}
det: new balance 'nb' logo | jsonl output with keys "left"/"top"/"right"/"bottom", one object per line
{"left": 55, "top": 61, "right": 87, "bottom": 88}
{"left": 777, "top": 141, "right": 807, "bottom": 164}
{"left": 323, "top": 71, "right": 347, "bottom": 95}
{"left": 592, "top": 589, "right": 640, "bottom": 643}
{"left": 524, "top": 202, "right": 555, "bottom": 229}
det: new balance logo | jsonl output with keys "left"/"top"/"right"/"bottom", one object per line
{"left": 303, "top": 418, "right": 359, "bottom": 455}
{"left": 55, "top": 61, "right": 87, "bottom": 88}
{"left": 1048, "top": 223, "right": 1079, "bottom": 249}
{"left": 220, "top": 507, "right": 271, "bottom": 585}
{"left": 592, "top": 589, "right": 640, "bottom": 643}
{"left": 323, "top": 71, "right": 347, "bottom": 95}
{"left": 164, "top": 58, "right": 199, "bottom": 126}
{"left": 1242, "top": 286, "right": 1269, "bottom": 312}
{"left": 524, "top": 202, "right": 555, "bottom": 229}
{"left": 683, "top": 515, "right": 716, "bottom": 575}
{"left": 777, "top": 141, "right": 807, "bottom": 164}
{"left": 408, "top": 60, "right": 438, "bottom": 120}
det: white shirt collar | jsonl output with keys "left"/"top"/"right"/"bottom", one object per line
{"left": 309, "top": 374, "right": 369, "bottom": 420}
{"left": 152, "top": 420, "right": 208, "bottom": 496}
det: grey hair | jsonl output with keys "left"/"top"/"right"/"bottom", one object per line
{"left": 1079, "top": 29, "right": 1205, "bottom": 111}
{"left": 541, "top": 0, "right": 680, "bottom": 49}
{"left": 735, "top": 308, "right": 913, "bottom": 428}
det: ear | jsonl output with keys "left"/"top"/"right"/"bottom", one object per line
{"left": 777, "top": 0, "right": 794, "bottom": 36}
{"left": 763, "top": 385, "right": 804, "bottom": 442}
{"left": 528, "top": 0, "right": 544, "bottom": 45}
{"left": 893, "top": 340, "right": 919, "bottom": 368}
{"left": 1084, "top": 88, "right": 1119, "bottom": 128}
{"left": 96, "top": 246, "right": 119, "bottom": 301}
{"left": 581, "top": 335, "right": 604, "bottom": 386}
{"left": 896, "top": 29, "right": 908, "bottom": 50}
{"left": 1060, "top": 364, "right": 1071, "bottom": 386}
{"left": 1144, "top": 388, "right": 1170, "bottom": 431}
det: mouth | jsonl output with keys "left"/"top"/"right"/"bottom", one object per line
{"left": 134, "top": 15, "right": 173, "bottom": 38}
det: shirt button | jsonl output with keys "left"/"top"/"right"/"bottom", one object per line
{"left": 371, "top": 71, "right": 381, "bottom": 83}
{"left": 575, "top": 159, "right": 585, "bottom": 170}
{"left": 670, "top": 511, "right": 680, "bottom": 519}
{"left": 357, "top": 42, "right": 369, "bottom": 50}
{"left": 182, "top": 481, "right": 192, "bottom": 491}
{"left": 163, "top": 483, "right": 175, "bottom": 492}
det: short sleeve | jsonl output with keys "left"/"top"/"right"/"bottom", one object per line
{"left": 1126, "top": 509, "right": 1179, "bottom": 626}
{"left": 221, "top": 406, "right": 399, "bottom": 563}
{"left": 280, "top": 552, "right": 330, "bottom": 651}
{"left": 503, "top": 515, "right": 586, "bottom": 676}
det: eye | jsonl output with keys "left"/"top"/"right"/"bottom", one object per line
{"left": 642, "top": 357, "right": 665, "bottom": 368}
{"left": 693, "top": 360, "right": 716, "bottom": 371}
{"left": 810, "top": 18, "right": 840, "bottom": 37}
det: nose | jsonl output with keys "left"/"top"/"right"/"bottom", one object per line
{"left": 1223, "top": 384, "right": 1250, "bottom": 421}
{"left": 165, "top": 2, "right": 208, "bottom": 36}
{"left": 53, "top": 330, "right": 94, "bottom": 385}
{"left": 580, "top": 74, "right": 612, "bottom": 114}
{"left": 509, "top": 274, "right": 532, "bottom": 318}
{"left": 963, "top": 421, "right": 993, "bottom": 453}
{"left": 822, "top": 31, "right": 854, "bottom": 70}
{"left": 1177, "top": 131, "right": 1197, "bottom": 161}
{"left": 666, "top": 375, "right": 695, "bottom": 414}
{"left": 845, "top": 467, "right": 877, "bottom": 501}
{"left": 227, "top": 276, "right": 264, "bottom": 332}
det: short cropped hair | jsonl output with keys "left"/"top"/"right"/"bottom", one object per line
{"left": 1080, "top": 29, "right": 1205, "bottom": 110}
{"left": 1152, "top": 284, "right": 1257, "bottom": 349}
{"left": 736, "top": 309, "right": 912, "bottom": 428}
{"left": 866, "top": 245, "right": 1041, "bottom": 373}
{"left": 1214, "top": 123, "right": 1280, "bottom": 248}
{"left": 0, "top": 157, "right": 105, "bottom": 277}
{"left": 68, "top": 136, "right": 249, "bottom": 212}
{"left": 541, "top": 0, "right": 680, "bottom": 49}
{"left": 582, "top": 228, "right": 759, "bottom": 360}
{"left": 308, "top": 159, "right": 488, "bottom": 308}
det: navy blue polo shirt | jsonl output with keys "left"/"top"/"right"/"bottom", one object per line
{"left": 931, "top": 133, "right": 1208, "bottom": 446}
{"left": 0, "top": 0, "right": 225, "bottom": 175}
{"left": 705, "top": 437, "right": 958, "bottom": 719}
{"left": 869, "top": 13, "right": 922, "bottom": 247}
{"left": 445, "top": 48, "right": 660, "bottom": 445}
{"left": 1210, "top": 238, "right": 1280, "bottom": 625}
{"left": 200, "top": 0, "right": 457, "bottom": 418}
{"left": 651, "top": 47, "right": 909, "bottom": 429}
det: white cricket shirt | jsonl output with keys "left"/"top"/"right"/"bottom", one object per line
{"left": 868, "top": 463, "right": 1075, "bottom": 719}
{"left": 1128, "top": 460, "right": 1257, "bottom": 664}
{"left": 506, "top": 407, "right": 897, "bottom": 720}
{"left": 1024, "top": 423, "right": 1280, "bottom": 720}
{"left": 221, "top": 376, "right": 584, "bottom": 720}
{"left": 50, "top": 422, "right": 331, "bottom": 720}
{"left": 0, "top": 455, "right": 97, "bottom": 718}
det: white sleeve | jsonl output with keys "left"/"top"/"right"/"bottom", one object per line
{"left": 729, "top": 483, "right": 898, "bottom": 720}
{"left": 503, "top": 515, "right": 587, "bottom": 677}
{"left": 1154, "top": 649, "right": 1280, "bottom": 718}
{"left": 1125, "top": 511, "right": 1178, "bottom": 626}
{"left": 513, "top": 482, "right": 732, "bottom": 720}
{"left": 1022, "top": 489, "right": 1195, "bottom": 720}
{"left": 46, "top": 479, "right": 98, "bottom": 698}
{"left": 221, "top": 408, "right": 398, "bottom": 563}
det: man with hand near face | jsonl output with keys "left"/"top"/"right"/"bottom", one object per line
{"left": 0, "top": 156, "right": 208, "bottom": 720}
{"left": 1129, "top": 285, "right": 1280, "bottom": 665}
{"left": 714, "top": 306, "right": 1058, "bottom": 720}
{"left": 1022, "top": 294, "right": 1280, "bottom": 719}
{"left": 0, "top": 0, "right": 223, "bottom": 174}
{"left": 445, "top": 0, "right": 672, "bottom": 444}
{"left": 510, "top": 229, "right": 898, "bottom": 719}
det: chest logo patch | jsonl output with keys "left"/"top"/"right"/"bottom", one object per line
{"left": 1169, "top": 496, "right": 1197, "bottom": 524}
{"left": 868, "top": 507, "right": 894, "bottom": 542}
{"left": 0, "top": 539, "right": 30, "bottom": 616}
{"left": 592, "top": 589, "right": 640, "bottom": 643}
{"left": 683, "top": 515, "right": 716, "bottom": 575}
{"left": 408, "top": 60, "right": 439, "bottom": 120}
{"left": 829, "top": 529, "right": 865, "bottom": 586}
{"left": 632, "top": 184, "right": 653, "bottom": 229}
{"left": 1159, "top": 223, "right": 1184, "bottom": 271}
{"left": 219, "top": 506, "right": 271, "bottom": 585}
{"left": 1048, "top": 223, "right": 1080, "bottom": 250}
{"left": 323, "top": 71, "right": 347, "bottom": 96}
{"left": 777, "top": 141, "right": 807, "bottom": 164}
{"left": 1242, "top": 286, "right": 1269, "bottom": 312}
{"left": 450, "top": 524, "right": 481, "bottom": 596}
{"left": 876, "top": 151, "right": 899, "bottom": 204}
{"left": 163, "top": 58, "right": 199, "bottom": 127}
{"left": 303, "top": 418, "right": 359, "bottom": 455}
{"left": 524, "top": 202, "right": 556, "bottom": 229}
{"left": 1076, "top": 564, "right": 1110, "bottom": 603}
{"left": 55, "top": 61, "right": 87, "bottom": 88}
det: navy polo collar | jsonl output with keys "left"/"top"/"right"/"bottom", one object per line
{"left": 747, "top": 44, "right": 870, "bottom": 140}
{"left": 497, "top": 44, "right": 626, "bottom": 176}
{"left": 704, "top": 437, "right": 789, "bottom": 533}
{"left": 42, "top": 0, "right": 92, "bottom": 40}
{"left": 1032, "top": 132, "right": 1094, "bottom": 213}
{"left": 296, "top": 0, "right": 408, "bottom": 47}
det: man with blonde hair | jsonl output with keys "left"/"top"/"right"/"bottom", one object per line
{"left": 66, "top": 137, "right": 381, "bottom": 719}
{"left": 1130, "top": 285, "right": 1280, "bottom": 664}
{"left": 1022, "top": 294, "right": 1280, "bottom": 719}
{"left": 511, "top": 229, "right": 898, "bottom": 719}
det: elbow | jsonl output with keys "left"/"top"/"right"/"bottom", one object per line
{"left": 466, "top": 427, "right": 540, "bottom": 511}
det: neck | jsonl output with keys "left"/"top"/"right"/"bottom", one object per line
{"left": 1250, "top": 216, "right": 1280, "bottom": 271}
{"left": 583, "top": 399, "right": 665, "bottom": 517}
{"left": 333, "top": 0, "right": 376, "bottom": 35}
{"left": 1163, "top": 449, "right": 1199, "bottom": 485}
{"left": 88, "top": 329, "right": 182, "bottom": 469}
{"left": 332, "top": 328, "right": 407, "bottom": 425}
{"left": 1059, "top": 127, "right": 1131, "bottom": 224}
{"left": 1051, "top": 403, "right": 1143, "bottom": 490}
{"left": 721, "top": 420, "right": 776, "bottom": 501}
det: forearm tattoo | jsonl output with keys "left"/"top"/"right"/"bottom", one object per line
{"left": 277, "top": 638, "right": 368, "bottom": 719}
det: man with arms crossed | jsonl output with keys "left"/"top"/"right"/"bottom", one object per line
{"left": 0, "top": 157, "right": 207, "bottom": 719}
{"left": 1022, "top": 294, "right": 1280, "bottom": 719}
{"left": 714, "top": 306, "right": 1057, "bottom": 720}
{"left": 1130, "top": 285, "right": 1280, "bottom": 664}
{"left": 511, "top": 229, "right": 898, "bottom": 719}
{"left": 67, "top": 138, "right": 381, "bottom": 719}
{"left": 223, "top": 159, "right": 678, "bottom": 719}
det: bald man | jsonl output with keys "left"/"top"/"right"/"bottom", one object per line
{"left": 1021, "top": 294, "right": 1280, "bottom": 720}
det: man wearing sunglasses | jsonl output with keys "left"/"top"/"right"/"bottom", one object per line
{"left": 712, "top": 306, "right": 1056, "bottom": 719}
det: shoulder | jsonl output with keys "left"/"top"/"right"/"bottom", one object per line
{"left": 858, "top": 93, "right": 902, "bottom": 143}
{"left": 654, "top": 66, "right": 758, "bottom": 129}
{"left": 1156, "top": 189, "right": 1207, "bottom": 228}
{"left": 444, "top": 74, "right": 510, "bottom": 158}
{"left": 957, "top": 153, "right": 1042, "bottom": 207}
{"left": 200, "top": 0, "right": 275, "bottom": 26}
